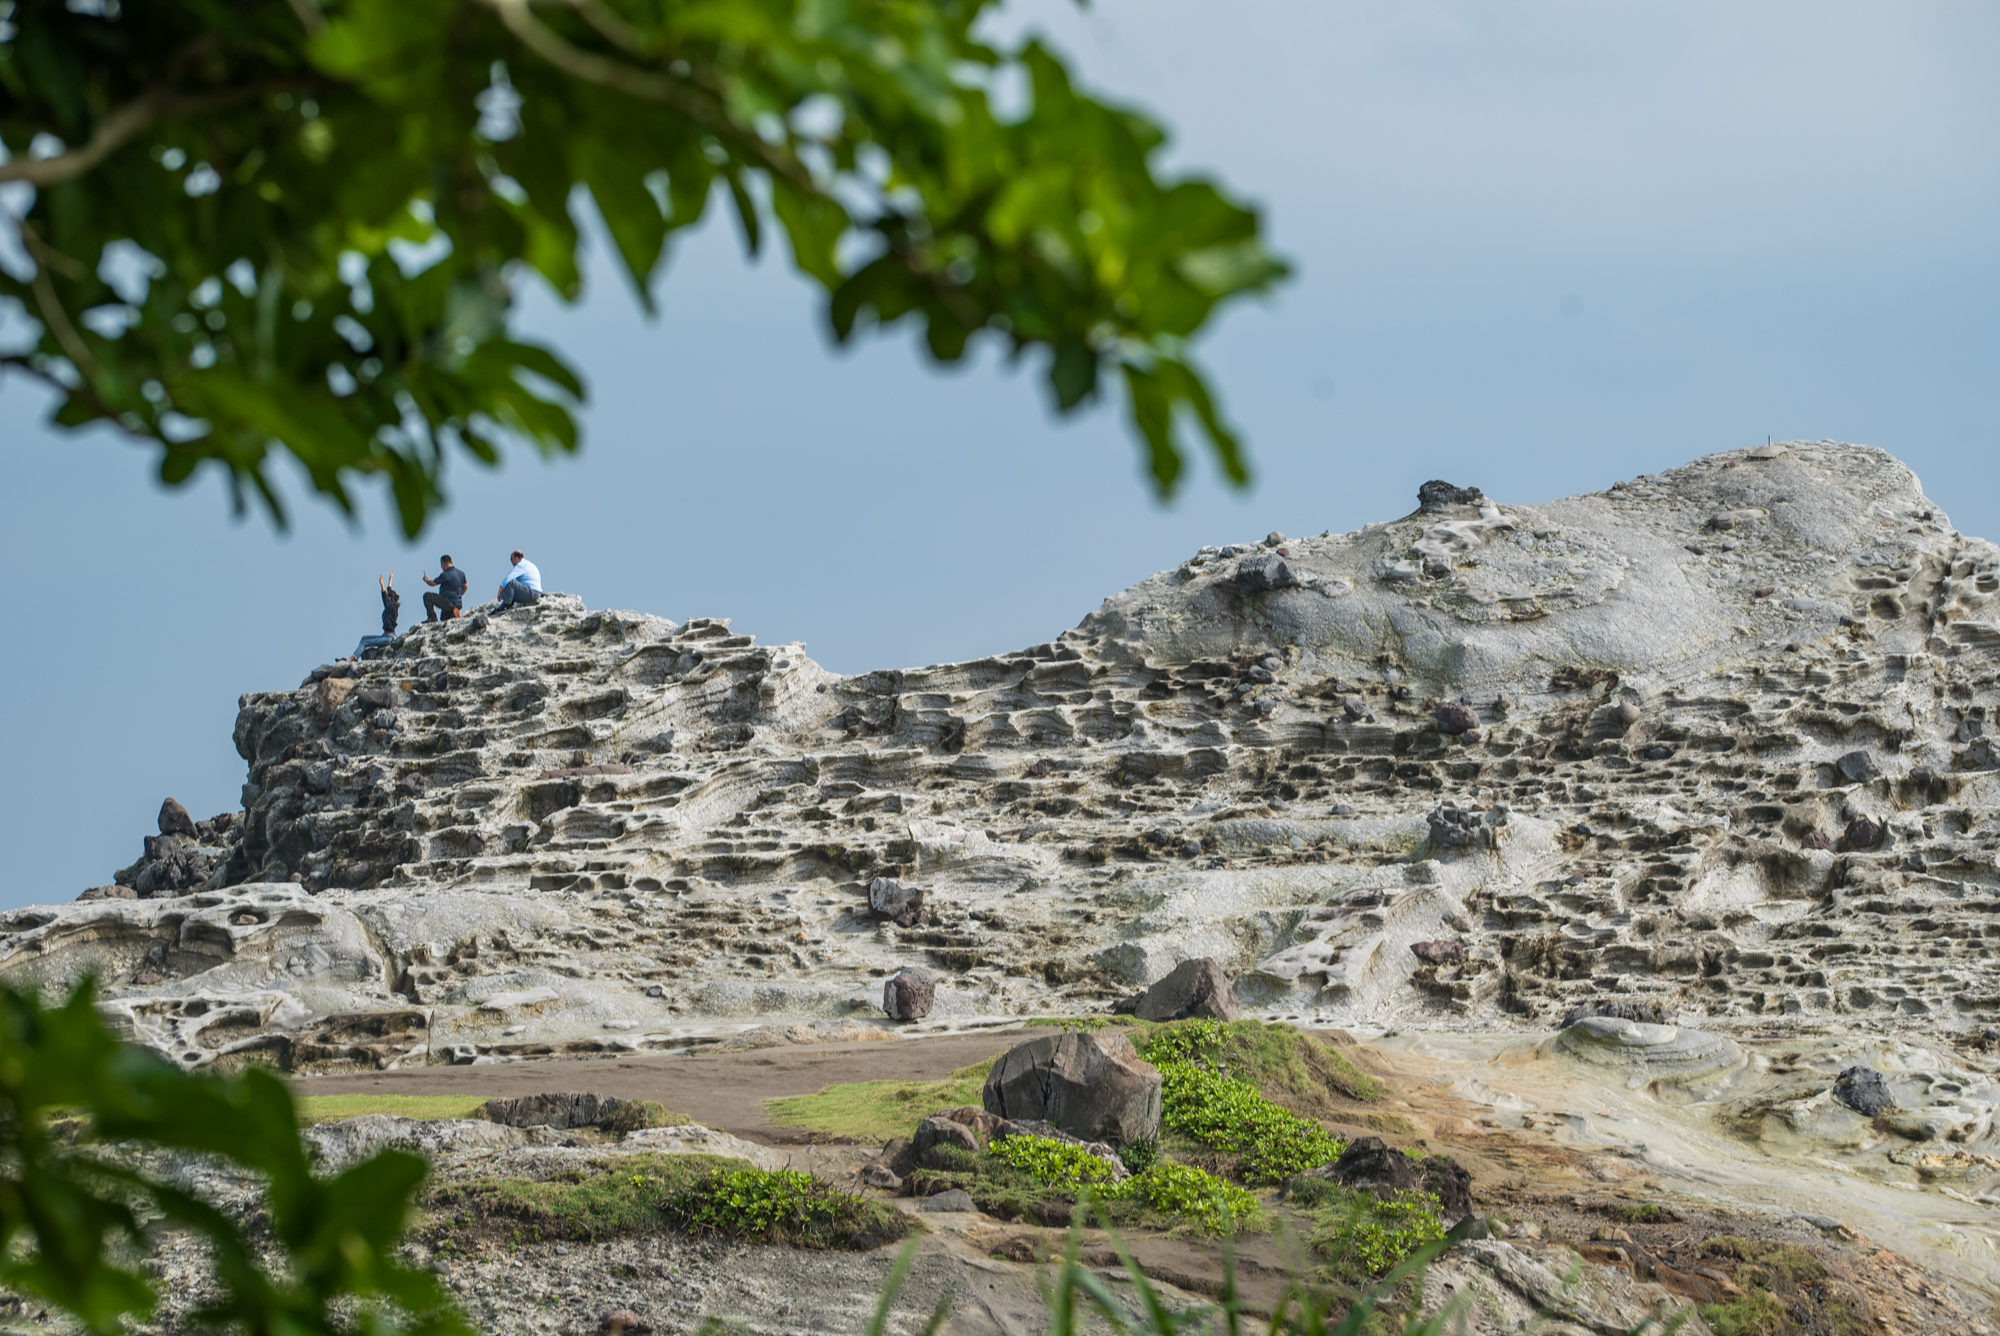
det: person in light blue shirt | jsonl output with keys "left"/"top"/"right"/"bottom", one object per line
{"left": 497, "top": 549, "right": 542, "bottom": 611}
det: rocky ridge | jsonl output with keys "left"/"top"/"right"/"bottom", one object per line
{"left": 6, "top": 441, "right": 2000, "bottom": 1072}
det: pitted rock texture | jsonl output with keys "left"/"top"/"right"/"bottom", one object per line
{"left": 8, "top": 441, "right": 2000, "bottom": 1069}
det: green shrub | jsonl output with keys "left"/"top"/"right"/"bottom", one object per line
{"left": 1151, "top": 1059, "right": 1347, "bottom": 1185}
{"left": 1119, "top": 1137, "right": 1160, "bottom": 1175}
{"left": 1110, "top": 1161, "right": 1261, "bottom": 1236}
{"left": 989, "top": 1135, "right": 1122, "bottom": 1192}
{"left": 658, "top": 1166, "right": 898, "bottom": 1247}
{"left": 1310, "top": 1188, "right": 1447, "bottom": 1282}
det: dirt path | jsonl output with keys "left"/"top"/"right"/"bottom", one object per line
{"left": 291, "top": 1033, "right": 1021, "bottom": 1143}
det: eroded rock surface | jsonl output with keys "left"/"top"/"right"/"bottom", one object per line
{"left": 5, "top": 442, "right": 2000, "bottom": 1073}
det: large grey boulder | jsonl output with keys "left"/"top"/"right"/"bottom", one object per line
{"left": 981, "top": 1032, "right": 1162, "bottom": 1147}
{"left": 1133, "top": 957, "right": 1241, "bottom": 1023}
{"left": 484, "top": 1091, "right": 623, "bottom": 1129}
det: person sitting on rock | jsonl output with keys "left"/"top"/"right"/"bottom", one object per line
{"left": 349, "top": 573, "right": 400, "bottom": 659}
{"left": 496, "top": 549, "right": 542, "bottom": 611}
{"left": 422, "top": 554, "right": 467, "bottom": 621}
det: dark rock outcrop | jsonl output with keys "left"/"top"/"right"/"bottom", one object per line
{"left": 982, "top": 1032, "right": 1162, "bottom": 1147}
{"left": 1132, "top": 957, "right": 1241, "bottom": 1022}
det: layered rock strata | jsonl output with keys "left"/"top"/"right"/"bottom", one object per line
{"left": 5, "top": 441, "right": 2000, "bottom": 1070}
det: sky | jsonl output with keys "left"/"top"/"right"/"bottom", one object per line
{"left": 3, "top": 0, "right": 1997, "bottom": 908}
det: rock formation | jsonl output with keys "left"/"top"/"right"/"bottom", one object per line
{"left": 5, "top": 441, "right": 2000, "bottom": 1070}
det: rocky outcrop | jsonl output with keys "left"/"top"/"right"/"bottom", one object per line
{"left": 7, "top": 442, "right": 2000, "bottom": 1070}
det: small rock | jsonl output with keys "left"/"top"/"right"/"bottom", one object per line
{"left": 914, "top": 1114, "right": 982, "bottom": 1160}
{"left": 1844, "top": 816, "right": 1884, "bottom": 850}
{"left": 920, "top": 1188, "right": 977, "bottom": 1213}
{"left": 1836, "top": 750, "right": 1879, "bottom": 783}
{"left": 1264, "top": 532, "right": 1286, "bottom": 547}
{"left": 882, "top": 965, "right": 936, "bottom": 1022}
{"left": 858, "top": 1162, "right": 903, "bottom": 1190}
{"left": 1435, "top": 702, "right": 1478, "bottom": 735}
{"left": 645, "top": 984, "right": 665, "bottom": 998}
{"left": 131, "top": 970, "right": 163, "bottom": 985}
{"left": 1642, "top": 745, "right": 1672, "bottom": 761}
{"left": 1608, "top": 700, "right": 1643, "bottom": 727}
{"left": 1133, "top": 957, "right": 1241, "bottom": 1023}
{"left": 1409, "top": 939, "right": 1465, "bottom": 966}
{"left": 1833, "top": 1066, "right": 1895, "bottom": 1116}
{"left": 158, "top": 798, "right": 198, "bottom": 838}
{"left": 1802, "top": 830, "right": 1832, "bottom": 850}
{"left": 601, "top": 1310, "right": 650, "bottom": 1335}
{"left": 1234, "top": 554, "right": 1299, "bottom": 593}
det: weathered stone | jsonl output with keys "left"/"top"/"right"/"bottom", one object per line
{"left": 1608, "top": 700, "right": 1643, "bottom": 727}
{"left": 913, "top": 1114, "right": 982, "bottom": 1161}
{"left": 1409, "top": 939, "right": 1465, "bottom": 966}
{"left": 1844, "top": 816, "right": 1884, "bottom": 849}
{"left": 868, "top": 877, "right": 929, "bottom": 927}
{"left": 158, "top": 798, "right": 197, "bottom": 838}
{"left": 982, "top": 1032, "right": 1162, "bottom": 1147}
{"left": 1435, "top": 701, "right": 1479, "bottom": 735}
{"left": 600, "top": 1309, "right": 651, "bottom": 1335}
{"left": 882, "top": 965, "right": 935, "bottom": 1021}
{"left": 1417, "top": 480, "right": 1485, "bottom": 510}
{"left": 1132, "top": 957, "right": 1241, "bottom": 1022}
{"left": 484, "top": 1092, "right": 622, "bottom": 1130}
{"left": 1836, "top": 750, "right": 1880, "bottom": 783}
{"left": 1833, "top": 1066, "right": 1896, "bottom": 1117}
{"left": 1233, "top": 554, "right": 1299, "bottom": 593}
{"left": 919, "top": 1188, "right": 977, "bottom": 1213}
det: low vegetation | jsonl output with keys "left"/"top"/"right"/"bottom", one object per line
{"left": 424, "top": 1153, "right": 910, "bottom": 1252}
{"left": 1289, "top": 1177, "right": 1449, "bottom": 1283}
{"left": 1695, "top": 1237, "right": 1865, "bottom": 1336}
{"left": 1139, "top": 1020, "right": 1355, "bottom": 1185}
{"left": 764, "top": 1060, "right": 994, "bottom": 1143}
{"left": 294, "top": 1094, "right": 493, "bottom": 1125}
{"left": 911, "top": 1134, "right": 1263, "bottom": 1237}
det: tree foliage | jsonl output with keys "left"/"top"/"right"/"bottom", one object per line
{"left": 0, "top": 981, "right": 467, "bottom": 1336}
{"left": 0, "top": 0, "right": 1288, "bottom": 535}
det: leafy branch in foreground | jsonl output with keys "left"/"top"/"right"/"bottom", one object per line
{"left": 0, "top": 0, "right": 1289, "bottom": 534}
{"left": 0, "top": 981, "right": 467, "bottom": 1336}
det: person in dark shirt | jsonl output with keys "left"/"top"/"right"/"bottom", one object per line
{"left": 350, "top": 573, "right": 400, "bottom": 659}
{"left": 422, "top": 555, "right": 467, "bottom": 621}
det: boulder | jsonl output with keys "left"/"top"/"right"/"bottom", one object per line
{"left": 920, "top": 1189, "right": 977, "bottom": 1213}
{"left": 1833, "top": 1065, "right": 1896, "bottom": 1116}
{"left": 1418, "top": 480, "right": 1484, "bottom": 510}
{"left": 882, "top": 965, "right": 936, "bottom": 1021}
{"left": 1132, "top": 957, "right": 1241, "bottom": 1022}
{"left": 1435, "top": 702, "right": 1479, "bottom": 735}
{"left": 158, "top": 798, "right": 198, "bottom": 838}
{"left": 981, "top": 1031, "right": 1162, "bottom": 1147}
{"left": 1409, "top": 939, "right": 1465, "bottom": 966}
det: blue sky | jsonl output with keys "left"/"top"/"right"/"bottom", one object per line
{"left": 3, "top": 0, "right": 1996, "bottom": 907}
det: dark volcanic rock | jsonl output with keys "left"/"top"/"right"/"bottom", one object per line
{"left": 1233, "top": 554, "right": 1299, "bottom": 593}
{"left": 1133, "top": 957, "right": 1241, "bottom": 1022}
{"left": 1844, "top": 816, "right": 1885, "bottom": 850}
{"left": 1833, "top": 1066, "right": 1896, "bottom": 1117}
{"left": 982, "top": 1032, "right": 1162, "bottom": 1147}
{"left": 1417, "top": 480, "right": 1485, "bottom": 511}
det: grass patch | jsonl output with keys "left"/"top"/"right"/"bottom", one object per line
{"left": 764, "top": 1059, "right": 993, "bottom": 1142}
{"left": 295, "top": 1094, "right": 492, "bottom": 1126}
{"left": 424, "top": 1152, "right": 910, "bottom": 1252}
{"left": 1694, "top": 1236, "right": 1867, "bottom": 1336}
